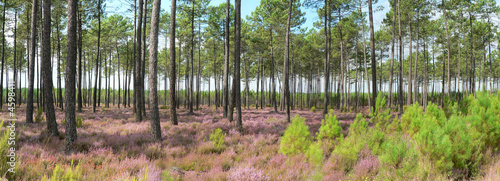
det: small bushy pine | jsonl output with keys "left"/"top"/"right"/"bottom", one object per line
{"left": 316, "top": 110, "right": 342, "bottom": 141}
{"left": 279, "top": 115, "right": 311, "bottom": 155}
{"left": 41, "top": 160, "right": 82, "bottom": 181}
{"left": 210, "top": 128, "right": 226, "bottom": 153}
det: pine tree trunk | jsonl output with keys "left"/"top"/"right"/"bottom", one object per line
{"left": 77, "top": 5, "right": 83, "bottom": 111}
{"left": 65, "top": 0, "right": 79, "bottom": 154}
{"left": 235, "top": 0, "right": 242, "bottom": 131}
{"left": 26, "top": 0, "right": 38, "bottom": 123}
{"left": 169, "top": 0, "right": 178, "bottom": 125}
{"left": 388, "top": 0, "right": 396, "bottom": 109}
{"left": 223, "top": 0, "right": 230, "bottom": 117}
{"left": 42, "top": 0, "right": 59, "bottom": 136}
{"left": 149, "top": 0, "right": 162, "bottom": 140}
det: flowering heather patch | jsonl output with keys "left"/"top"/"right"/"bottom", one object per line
{"left": 7, "top": 98, "right": 498, "bottom": 180}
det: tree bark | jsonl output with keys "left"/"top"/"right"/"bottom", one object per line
{"left": 235, "top": 0, "right": 242, "bottom": 131}
{"left": 169, "top": 0, "right": 178, "bottom": 125}
{"left": 148, "top": 0, "right": 162, "bottom": 141}
{"left": 26, "top": 0, "right": 38, "bottom": 123}
{"left": 388, "top": 0, "right": 396, "bottom": 109}
{"left": 65, "top": 0, "right": 79, "bottom": 154}
{"left": 284, "top": 0, "right": 292, "bottom": 122}
{"left": 135, "top": 0, "right": 144, "bottom": 122}
{"left": 323, "top": 0, "right": 330, "bottom": 115}
{"left": 223, "top": 0, "right": 230, "bottom": 118}
{"left": 42, "top": 0, "right": 59, "bottom": 136}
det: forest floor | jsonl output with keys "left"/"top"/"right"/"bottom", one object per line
{"left": 2, "top": 104, "right": 368, "bottom": 180}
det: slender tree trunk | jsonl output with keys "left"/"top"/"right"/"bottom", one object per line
{"left": 284, "top": 0, "right": 292, "bottom": 122}
{"left": 93, "top": 0, "right": 102, "bottom": 112}
{"left": 414, "top": 11, "right": 419, "bottom": 104}
{"left": 77, "top": 5, "right": 83, "bottom": 111}
{"left": 42, "top": 0, "right": 59, "bottom": 136}
{"left": 56, "top": 20, "right": 63, "bottom": 109}
{"left": 189, "top": 0, "right": 194, "bottom": 114}
{"left": 443, "top": 0, "right": 450, "bottom": 96}
{"left": 323, "top": 1, "right": 330, "bottom": 115}
{"left": 388, "top": 0, "right": 396, "bottom": 109}
{"left": 148, "top": 0, "right": 162, "bottom": 140}
{"left": 65, "top": 0, "right": 79, "bottom": 154}
{"left": 135, "top": 0, "right": 144, "bottom": 121}
{"left": 363, "top": 0, "right": 373, "bottom": 110}
{"left": 487, "top": 11, "right": 492, "bottom": 94}
{"left": 26, "top": 0, "right": 38, "bottom": 123}
{"left": 197, "top": 20, "right": 201, "bottom": 110}
{"left": 235, "top": 0, "right": 242, "bottom": 131}
{"left": 169, "top": 0, "right": 178, "bottom": 125}
{"left": 271, "top": 28, "right": 277, "bottom": 112}
{"left": 397, "top": 0, "right": 403, "bottom": 114}
{"left": 223, "top": 0, "right": 230, "bottom": 117}
{"left": 407, "top": 21, "right": 412, "bottom": 105}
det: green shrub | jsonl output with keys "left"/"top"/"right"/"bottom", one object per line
{"left": 42, "top": 160, "right": 82, "bottom": 181}
{"left": 400, "top": 103, "right": 424, "bottom": 135}
{"left": 76, "top": 116, "right": 83, "bottom": 128}
{"left": 159, "top": 105, "right": 168, "bottom": 109}
{"left": 370, "top": 94, "right": 392, "bottom": 126}
{"left": 330, "top": 133, "right": 365, "bottom": 172}
{"left": 280, "top": 115, "right": 312, "bottom": 155}
{"left": 210, "top": 128, "right": 226, "bottom": 152}
{"left": 35, "top": 107, "right": 44, "bottom": 123}
{"left": 378, "top": 135, "right": 418, "bottom": 179}
{"left": 305, "top": 142, "right": 324, "bottom": 167}
{"left": 468, "top": 92, "right": 500, "bottom": 147}
{"left": 414, "top": 115, "right": 453, "bottom": 171}
{"left": 316, "top": 110, "right": 342, "bottom": 141}
{"left": 0, "top": 120, "right": 15, "bottom": 178}
{"left": 349, "top": 113, "right": 368, "bottom": 136}
{"left": 310, "top": 106, "right": 316, "bottom": 113}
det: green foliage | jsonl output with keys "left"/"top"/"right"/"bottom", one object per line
{"left": 468, "top": 92, "right": 500, "bottom": 147}
{"left": 0, "top": 120, "right": 15, "bottom": 177}
{"left": 378, "top": 135, "right": 418, "bottom": 179}
{"left": 43, "top": 160, "right": 83, "bottom": 181}
{"left": 35, "top": 107, "right": 44, "bottom": 123}
{"left": 310, "top": 106, "right": 316, "bottom": 113}
{"left": 316, "top": 110, "right": 342, "bottom": 141}
{"left": 400, "top": 103, "right": 424, "bottom": 135}
{"left": 76, "top": 116, "right": 83, "bottom": 128}
{"left": 280, "top": 115, "right": 312, "bottom": 156}
{"left": 210, "top": 128, "right": 226, "bottom": 152}
{"left": 162, "top": 170, "right": 180, "bottom": 181}
{"left": 159, "top": 105, "right": 169, "bottom": 109}
{"left": 305, "top": 142, "right": 323, "bottom": 167}
{"left": 349, "top": 114, "right": 368, "bottom": 136}
{"left": 370, "top": 94, "right": 392, "bottom": 125}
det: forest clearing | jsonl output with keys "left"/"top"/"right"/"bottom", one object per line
{"left": 1, "top": 0, "right": 500, "bottom": 180}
